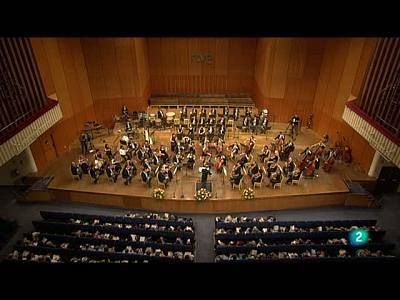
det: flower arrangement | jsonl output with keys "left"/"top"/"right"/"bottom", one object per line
{"left": 194, "top": 188, "right": 211, "bottom": 201}
{"left": 153, "top": 188, "right": 165, "bottom": 200}
{"left": 242, "top": 188, "right": 255, "bottom": 200}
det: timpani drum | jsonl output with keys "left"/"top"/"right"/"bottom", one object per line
{"left": 166, "top": 112, "right": 175, "bottom": 124}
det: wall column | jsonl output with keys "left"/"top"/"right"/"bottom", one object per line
{"left": 368, "top": 150, "right": 385, "bottom": 178}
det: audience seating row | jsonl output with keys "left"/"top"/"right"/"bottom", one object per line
{"left": 214, "top": 216, "right": 396, "bottom": 263}
{"left": 7, "top": 211, "right": 196, "bottom": 263}
{"left": 40, "top": 211, "right": 193, "bottom": 226}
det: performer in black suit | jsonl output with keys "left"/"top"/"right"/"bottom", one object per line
{"left": 141, "top": 167, "right": 152, "bottom": 187}
{"left": 70, "top": 162, "right": 82, "bottom": 179}
{"left": 200, "top": 165, "right": 212, "bottom": 183}
{"left": 251, "top": 170, "right": 263, "bottom": 186}
{"left": 106, "top": 164, "right": 118, "bottom": 183}
{"left": 79, "top": 132, "right": 89, "bottom": 155}
{"left": 89, "top": 165, "right": 100, "bottom": 184}
{"left": 230, "top": 172, "right": 243, "bottom": 188}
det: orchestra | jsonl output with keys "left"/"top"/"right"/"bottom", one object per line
{"left": 70, "top": 104, "right": 342, "bottom": 196}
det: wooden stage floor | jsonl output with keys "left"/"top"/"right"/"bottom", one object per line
{"left": 25, "top": 123, "right": 374, "bottom": 213}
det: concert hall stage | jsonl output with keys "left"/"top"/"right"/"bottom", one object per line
{"left": 22, "top": 123, "right": 375, "bottom": 213}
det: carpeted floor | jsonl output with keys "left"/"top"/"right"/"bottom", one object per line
{"left": 0, "top": 186, "right": 399, "bottom": 262}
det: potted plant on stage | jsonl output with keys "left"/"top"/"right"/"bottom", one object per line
{"left": 153, "top": 188, "right": 165, "bottom": 200}
{"left": 242, "top": 187, "right": 255, "bottom": 200}
{"left": 195, "top": 188, "right": 211, "bottom": 201}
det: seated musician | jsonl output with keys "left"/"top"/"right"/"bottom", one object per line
{"left": 78, "top": 156, "right": 89, "bottom": 174}
{"left": 198, "top": 126, "right": 206, "bottom": 144}
{"left": 157, "top": 106, "right": 165, "bottom": 120}
{"left": 188, "top": 141, "right": 196, "bottom": 155}
{"left": 207, "top": 125, "right": 214, "bottom": 142}
{"left": 251, "top": 169, "right": 263, "bottom": 186}
{"left": 238, "top": 152, "right": 249, "bottom": 167}
{"left": 286, "top": 168, "right": 301, "bottom": 184}
{"left": 281, "top": 141, "right": 295, "bottom": 161}
{"left": 126, "top": 120, "right": 133, "bottom": 133}
{"left": 89, "top": 164, "right": 100, "bottom": 184}
{"left": 243, "top": 115, "right": 251, "bottom": 131}
{"left": 270, "top": 169, "right": 282, "bottom": 187}
{"left": 182, "top": 136, "right": 191, "bottom": 150}
{"left": 248, "top": 162, "right": 259, "bottom": 177}
{"left": 141, "top": 167, "right": 152, "bottom": 187}
{"left": 267, "top": 162, "right": 278, "bottom": 178}
{"left": 104, "top": 144, "right": 113, "bottom": 160}
{"left": 211, "top": 108, "right": 217, "bottom": 118}
{"left": 232, "top": 162, "right": 242, "bottom": 176}
{"left": 137, "top": 146, "right": 147, "bottom": 162}
{"left": 201, "top": 141, "right": 212, "bottom": 161}
{"left": 142, "top": 158, "right": 152, "bottom": 171}
{"left": 106, "top": 164, "right": 118, "bottom": 183}
{"left": 188, "top": 124, "right": 195, "bottom": 140}
{"left": 260, "top": 115, "right": 268, "bottom": 134}
{"left": 94, "top": 149, "right": 102, "bottom": 161}
{"left": 119, "top": 145, "right": 130, "bottom": 162}
{"left": 70, "top": 162, "right": 82, "bottom": 179}
{"left": 283, "top": 157, "right": 296, "bottom": 176}
{"left": 121, "top": 105, "right": 128, "bottom": 117}
{"left": 157, "top": 167, "right": 169, "bottom": 187}
{"left": 200, "top": 107, "right": 207, "bottom": 118}
{"left": 233, "top": 107, "right": 240, "bottom": 121}
{"left": 218, "top": 126, "right": 226, "bottom": 140}
{"left": 187, "top": 152, "right": 196, "bottom": 169}
{"left": 230, "top": 171, "right": 243, "bottom": 188}
{"left": 190, "top": 108, "right": 198, "bottom": 118}
{"left": 190, "top": 114, "right": 197, "bottom": 128}
{"left": 170, "top": 134, "right": 178, "bottom": 154}
{"left": 228, "top": 142, "right": 240, "bottom": 159}
{"left": 128, "top": 139, "right": 138, "bottom": 156}
{"left": 259, "top": 145, "right": 271, "bottom": 163}
{"left": 180, "top": 106, "right": 187, "bottom": 119}
{"left": 120, "top": 135, "right": 129, "bottom": 146}
{"left": 251, "top": 115, "right": 259, "bottom": 134}
{"left": 275, "top": 132, "right": 285, "bottom": 144}
{"left": 172, "top": 151, "right": 184, "bottom": 170}
{"left": 215, "top": 153, "right": 227, "bottom": 172}
{"left": 177, "top": 124, "right": 184, "bottom": 141}
{"left": 122, "top": 161, "right": 134, "bottom": 185}
{"left": 199, "top": 115, "right": 207, "bottom": 127}
{"left": 246, "top": 135, "right": 256, "bottom": 155}
{"left": 111, "top": 156, "right": 122, "bottom": 174}
{"left": 208, "top": 114, "right": 215, "bottom": 127}
{"left": 215, "top": 138, "right": 225, "bottom": 155}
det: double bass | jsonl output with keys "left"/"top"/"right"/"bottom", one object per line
{"left": 322, "top": 152, "right": 336, "bottom": 172}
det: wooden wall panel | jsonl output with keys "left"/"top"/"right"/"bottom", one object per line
{"left": 81, "top": 37, "right": 150, "bottom": 123}
{"left": 254, "top": 38, "right": 324, "bottom": 123}
{"left": 147, "top": 38, "right": 257, "bottom": 95}
{"left": 312, "top": 38, "right": 377, "bottom": 174}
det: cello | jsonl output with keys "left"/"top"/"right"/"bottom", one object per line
{"left": 322, "top": 151, "right": 336, "bottom": 172}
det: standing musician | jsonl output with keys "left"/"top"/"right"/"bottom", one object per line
{"left": 106, "top": 163, "right": 119, "bottom": 183}
{"left": 79, "top": 131, "right": 90, "bottom": 155}
{"left": 170, "top": 133, "right": 178, "bottom": 154}
{"left": 228, "top": 141, "right": 240, "bottom": 160}
{"left": 157, "top": 106, "right": 165, "bottom": 122}
{"left": 259, "top": 144, "right": 271, "bottom": 163}
{"left": 288, "top": 114, "right": 301, "bottom": 139}
{"left": 104, "top": 144, "right": 113, "bottom": 161}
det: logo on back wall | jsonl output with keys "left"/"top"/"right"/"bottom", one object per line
{"left": 191, "top": 53, "right": 214, "bottom": 64}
